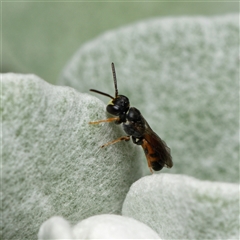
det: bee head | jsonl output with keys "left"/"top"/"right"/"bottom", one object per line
{"left": 106, "top": 95, "right": 129, "bottom": 116}
{"left": 90, "top": 63, "right": 130, "bottom": 117}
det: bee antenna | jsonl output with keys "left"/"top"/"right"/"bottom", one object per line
{"left": 89, "top": 89, "right": 114, "bottom": 99}
{"left": 111, "top": 62, "right": 118, "bottom": 97}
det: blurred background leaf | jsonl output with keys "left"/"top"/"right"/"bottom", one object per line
{"left": 58, "top": 15, "right": 239, "bottom": 183}
{"left": 2, "top": 1, "right": 238, "bottom": 83}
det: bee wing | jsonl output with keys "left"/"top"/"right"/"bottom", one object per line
{"left": 143, "top": 123, "right": 173, "bottom": 169}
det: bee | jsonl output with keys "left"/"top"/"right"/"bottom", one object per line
{"left": 89, "top": 63, "right": 173, "bottom": 173}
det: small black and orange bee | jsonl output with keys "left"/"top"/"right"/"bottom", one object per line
{"left": 89, "top": 63, "right": 173, "bottom": 173}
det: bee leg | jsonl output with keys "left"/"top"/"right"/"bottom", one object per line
{"left": 89, "top": 117, "right": 120, "bottom": 124}
{"left": 145, "top": 157, "right": 153, "bottom": 174}
{"left": 140, "top": 140, "right": 154, "bottom": 174}
{"left": 89, "top": 117, "right": 119, "bottom": 124}
{"left": 101, "top": 136, "right": 130, "bottom": 148}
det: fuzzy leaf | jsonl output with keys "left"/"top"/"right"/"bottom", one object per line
{"left": 2, "top": 74, "right": 143, "bottom": 239}
{"left": 122, "top": 174, "right": 239, "bottom": 239}
{"left": 59, "top": 14, "right": 239, "bottom": 183}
